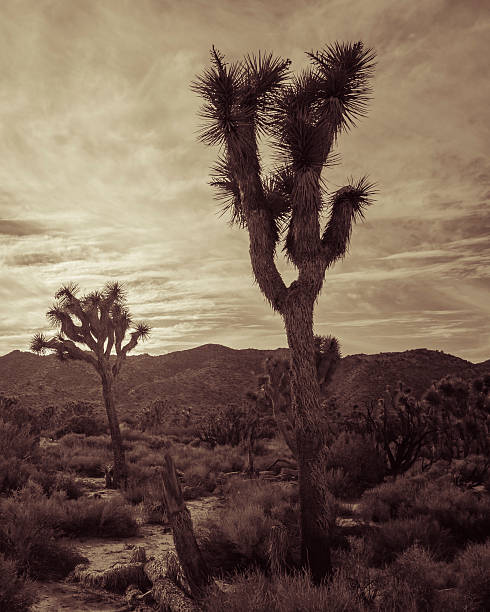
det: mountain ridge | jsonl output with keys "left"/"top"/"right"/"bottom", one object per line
{"left": 0, "top": 345, "right": 487, "bottom": 420}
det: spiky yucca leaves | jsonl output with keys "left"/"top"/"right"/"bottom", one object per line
{"left": 314, "top": 334, "right": 341, "bottom": 390}
{"left": 307, "top": 42, "right": 376, "bottom": 133}
{"left": 194, "top": 43, "right": 376, "bottom": 296}
{"left": 31, "top": 281, "right": 150, "bottom": 376}
{"left": 322, "top": 176, "right": 376, "bottom": 266}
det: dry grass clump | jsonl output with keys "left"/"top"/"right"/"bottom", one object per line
{"left": 453, "top": 539, "right": 490, "bottom": 611}
{"left": 318, "top": 432, "right": 386, "bottom": 499}
{"left": 199, "top": 478, "right": 300, "bottom": 574}
{"left": 0, "top": 553, "right": 38, "bottom": 612}
{"left": 359, "top": 473, "right": 490, "bottom": 562}
{"left": 0, "top": 481, "right": 138, "bottom": 540}
{"left": 203, "top": 569, "right": 366, "bottom": 612}
{"left": 71, "top": 562, "right": 150, "bottom": 594}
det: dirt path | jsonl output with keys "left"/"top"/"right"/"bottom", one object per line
{"left": 32, "top": 488, "right": 221, "bottom": 611}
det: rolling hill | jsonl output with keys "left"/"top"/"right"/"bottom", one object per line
{"left": 0, "top": 344, "right": 487, "bottom": 422}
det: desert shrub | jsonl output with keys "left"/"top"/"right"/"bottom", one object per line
{"left": 359, "top": 475, "right": 427, "bottom": 522}
{"left": 53, "top": 472, "right": 84, "bottom": 499}
{"left": 365, "top": 517, "right": 453, "bottom": 566}
{"left": 29, "top": 469, "right": 83, "bottom": 499}
{"left": 0, "top": 483, "right": 137, "bottom": 541}
{"left": 0, "top": 403, "right": 40, "bottom": 496}
{"left": 202, "top": 569, "right": 366, "bottom": 612}
{"left": 413, "top": 484, "right": 490, "bottom": 547}
{"left": 199, "top": 479, "right": 299, "bottom": 573}
{"left": 139, "top": 398, "right": 171, "bottom": 432}
{"left": 0, "top": 486, "right": 86, "bottom": 579}
{"left": 54, "top": 496, "right": 138, "bottom": 538}
{"left": 182, "top": 463, "right": 217, "bottom": 499}
{"left": 318, "top": 432, "right": 386, "bottom": 498}
{"left": 121, "top": 426, "right": 166, "bottom": 448}
{"left": 0, "top": 554, "right": 37, "bottom": 611}
{"left": 65, "top": 451, "right": 109, "bottom": 476}
{"left": 0, "top": 457, "right": 35, "bottom": 495}
{"left": 195, "top": 401, "right": 275, "bottom": 449}
{"left": 454, "top": 540, "right": 490, "bottom": 611}
{"left": 123, "top": 480, "right": 147, "bottom": 505}
{"left": 195, "top": 403, "right": 249, "bottom": 447}
{"left": 0, "top": 394, "right": 41, "bottom": 435}
{"left": 385, "top": 545, "right": 449, "bottom": 610}
{"left": 171, "top": 442, "right": 246, "bottom": 476}
{"left": 55, "top": 414, "right": 106, "bottom": 438}
{"left": 424, "top": 375, "right": 489, "bottom": 461}
{"left": 0, "top": 418, "right": 39, "bottom": 461}
{"left": 451, "top": 455, "right": 490, "bottom": 489}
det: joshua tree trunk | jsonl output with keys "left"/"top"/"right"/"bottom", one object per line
{"left": 101, "top": 368, "right": 127, "bottom": 488}
{"left": 284, "top": 300, "right": 332, "bottom": 581}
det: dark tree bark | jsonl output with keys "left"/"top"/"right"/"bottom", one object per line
{"left": 160, "top": 451, "right": 214, "bottom": 600}
{"left": 101, "top": 367, "right": 127, "bottom": 488}
{"left": 284, "top": 298, "right": 332, "bottom": 580}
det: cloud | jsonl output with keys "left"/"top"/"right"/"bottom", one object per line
{"left": 0, "top": 0, "right": 488, "bottom": 362}
{"left": 0, "top": 219, "right": 47, "bottom": 236}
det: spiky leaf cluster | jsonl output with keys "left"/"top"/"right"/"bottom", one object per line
{"left": 30, "top": 281, "right": 150, "bottom": 378}
{"left": 194, "top": 42, "right": 376, "bottom": 278}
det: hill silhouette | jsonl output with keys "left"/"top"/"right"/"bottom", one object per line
{"left": 0, "top": 344, "right": 487, "bottom": 420}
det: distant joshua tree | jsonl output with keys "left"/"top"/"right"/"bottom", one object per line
{"left": 194, "top": 43, "right": 375, "bottom": 580}
{"left": 30, "top": 281, "right": 150, "bottom": 488}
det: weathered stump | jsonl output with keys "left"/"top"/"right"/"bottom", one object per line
{"left": 144, "top": 559, "right": 199, "bottom": 612}
{"left": 159, "top": 451, "right": 215, "bottom": 600}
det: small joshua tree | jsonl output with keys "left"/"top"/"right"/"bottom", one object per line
{"left": 30, "top": 281, "right": 150, "bottom": 488}
{"left": 194, "top": 43, "right": 375, "bottom": 581}
{"left": 424, "top": 375, "right": 490, "bottom": 461}
{"left": 262, "top": 335, "right": 341, "bottom": 458}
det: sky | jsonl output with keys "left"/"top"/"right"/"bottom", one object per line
{"left": 0, "top": 0, "right": 489, "bottom": 362}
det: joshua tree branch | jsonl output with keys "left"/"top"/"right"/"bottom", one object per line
{"left": 41, "top": 337, "right": 98, "bottom": 368}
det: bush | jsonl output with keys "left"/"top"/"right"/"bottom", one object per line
{"left": 451, "top": 455, "right": 490, "bottom": 489}
{"left": 202, "top": 569, "right": 367, "bottom": 612}
{"left": 318, "top": 432, "right": 386, "bottom": 498}
{"left": 55, "top": 414, "right": 107, "bottom": 438}
{"left": 0, "top": 418, "right": 39, "bottom": 461}
{"left": 385, "top": 545, "right": 448, "bottom": 611}
{"left": 0, "top": 457, "right": 34, "bottom": 495}
{"left": 182, "top": 463, "right": 217, "bottom": 499}
{"left": 199, "top": 479, "right": 299, "bottom": 574}
{"left": 414, "top": 484, "right": 490, "bottom": 548}
{"left": 0, "top": 554, "right": 37, "bottom": 611}
{"left": 65, "top": 452, "right": 108, "bottom": 476}
{"left": 0, "top": 486, "right": 87, "bottom": 579}
{"left": 359, "top": 475, "right": 427, "bottom": 522}
{"left": 0, "top": 483, "right": 138, "bottom": 541}
{"left": 365, "top": 517, "right": 453, "bottom": 566}
{"left": 454, "top": 540, "right": 490, "bottom": 611}
{"left": 54, "top": 496, "right": 138, "bottom": 538}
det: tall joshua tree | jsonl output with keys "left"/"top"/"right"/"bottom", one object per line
{"left": 194, "top": 43, "right": 376, "bottom": 581}
{"left": 30, "top": 281, "right": 150, "bottom": 488}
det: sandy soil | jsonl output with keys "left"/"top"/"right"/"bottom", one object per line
{"left": 31, "top": 478, "right": 221, "bottom": 611}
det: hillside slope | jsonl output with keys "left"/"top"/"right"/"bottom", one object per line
{"left": 0, "top": 345, "right": 487, "bottom": 419}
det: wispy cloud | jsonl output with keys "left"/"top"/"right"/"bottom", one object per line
{"left": 0, "top": 0, "right": 489, "bottom": 362}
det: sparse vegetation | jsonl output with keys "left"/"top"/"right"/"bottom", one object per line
{"left": 1, "top": 322, "right": 488, "bottom": 610}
